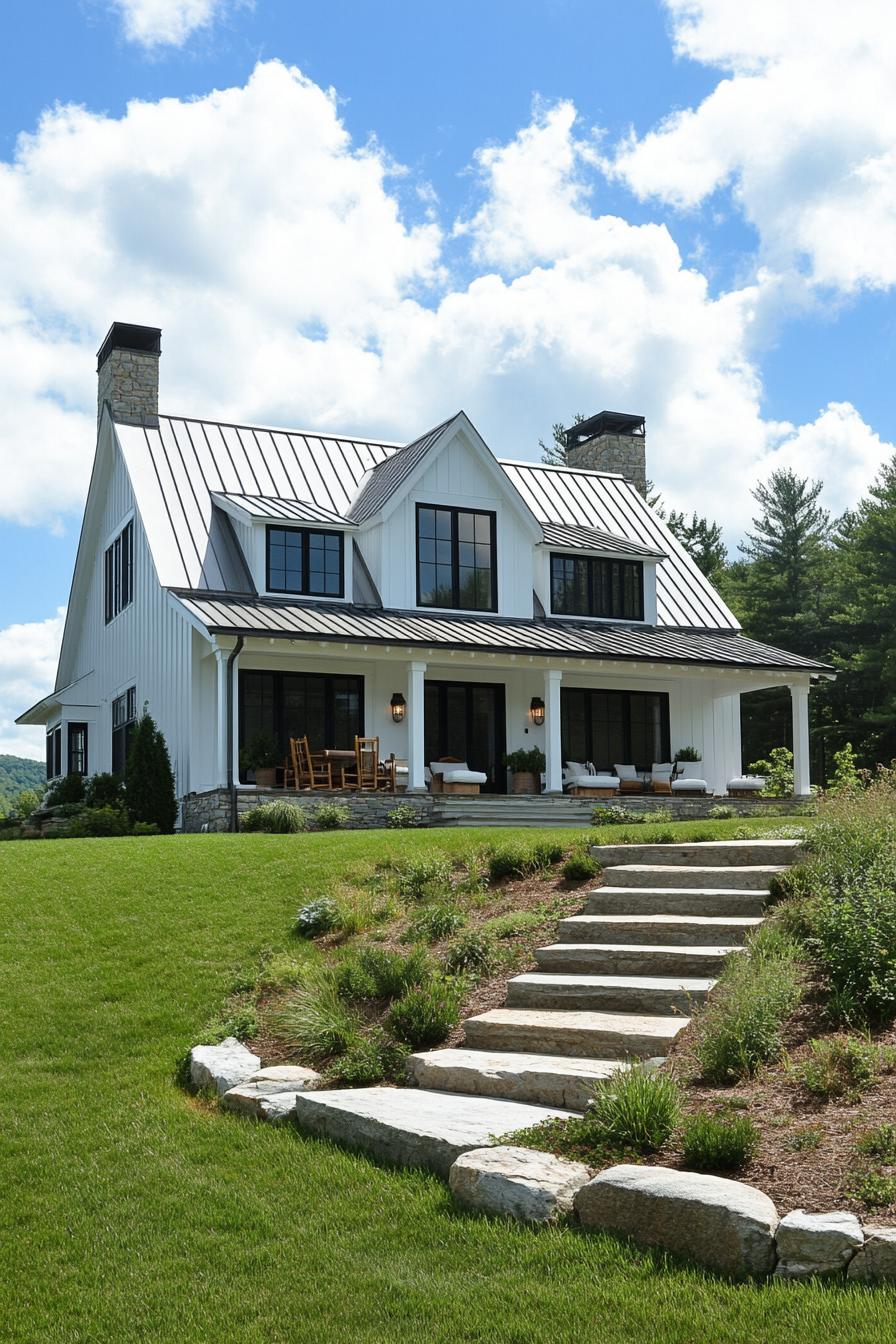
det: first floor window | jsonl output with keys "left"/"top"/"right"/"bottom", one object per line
{"left": 46, "top": 726, "right": 62, "bottom": 780}
{"left": 104, "top": 520, "right": 134, "bottom": 623}
{"left": 550, "top": 554, "right": 644, "bottom": 621}
{"left": 416, "top": 505, "right": 497, "bottom": 611}
{"left": 112, "top": 687, "right": 137, "bottom": 776}
{"left": 560, "top": 688, "right": 669, "bottom": 773}
{"left": 238, "top": 670, "right": 363, "bottom": 776}
{"left": 266, "top": 526, "right": 343, "bottom": 597}
{"left": 68, "top": 723, "right": 88, "bottom": 776}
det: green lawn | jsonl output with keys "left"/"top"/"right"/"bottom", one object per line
{"left": 2, "top": 822, "right": 893, "bottom": 1344}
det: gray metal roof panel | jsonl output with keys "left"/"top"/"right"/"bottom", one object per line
{"left": 172, "top": 593, "right": 830, "bottom": 673}
{"left": 347, "top": 415, "right": 458, "bottom": 523}
{"left": 540, "top": 522, "right": 665, "bottom": 558}
{"left": 211, "top": 493, "right": 354, "bottom": 526}
{"left": 501, "top": 460, "right": 739, "bottom": 631}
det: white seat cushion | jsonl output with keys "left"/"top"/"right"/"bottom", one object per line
{"left": 442, "top": 769, "right": 487, "bottom": 785}
{"left": 568, "top": 774, "right": 619, "bottom": 790}
{"left": 672, "top": 778, "right": 708, "bottom": 793}
{"left": 728, "top": 776, "right": 765, "bottom": 791}
{"left": 614, "top": 764, "right": 638, "bottom": 781}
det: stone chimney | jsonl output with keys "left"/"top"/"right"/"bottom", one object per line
{"left": 97, "top": 322, "right": 161, "bottom": 427}
{"left": 563, "top": 411, "right": 646, "bottom": 496}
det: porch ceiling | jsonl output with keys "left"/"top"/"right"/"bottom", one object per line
{"left": 173, "top": 592, "right": 832, "bottom": 676}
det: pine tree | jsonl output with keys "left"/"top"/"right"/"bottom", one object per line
{"left": 666, "top": 510, "right": 728, "bottom": 581}
{"left": 126, "top": 710, "right": 178, "bottom": 834}
{"left": 539, "top": 414, "right": 585, "bottom": 465}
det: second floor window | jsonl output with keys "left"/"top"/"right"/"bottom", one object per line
{"left": 416, "top": 505, "right": 497, "bottom": 611}
{"left": 266, "top": 527, "right": 344, "bottom": 597}
{"left": 104, "top": 520, "right": 133, "bottom": 623}
{"left": 551, "top": 554, "right": 645, "bottom": 621}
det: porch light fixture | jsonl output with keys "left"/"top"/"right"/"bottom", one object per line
{"left": 390, "top": 692, "right": 406, "bottom": 723}
{"left": 529, "top": 696, "right": 545, "bottom": 726}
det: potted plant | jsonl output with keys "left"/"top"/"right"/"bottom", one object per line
{"left": 674, "top": 745, "right": 703, "bottom": 781}
{"left": 239, "top": 733, "right": 281, "bottom": 789}
{"left": 503, "top": 747, "right": 546, "bottom": 795}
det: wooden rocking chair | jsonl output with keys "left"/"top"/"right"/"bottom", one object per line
{"left": 289, "top": 736, "right": 333, "bottom": 790}
{"left": 341, "top": 736, "right": 394, "bottom": 791}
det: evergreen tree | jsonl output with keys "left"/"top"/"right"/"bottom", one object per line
{"left": 666, "top": 509, "right": 728, "bottom": 581}
{"left": 126, "top": 710, "right": 178, "bottom": 834}
{"left": 539, "top": 414, "right": 585, "bottom": 466}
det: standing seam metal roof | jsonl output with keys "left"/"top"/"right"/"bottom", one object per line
{"left": 539, "top": 522, "right": 665, "bottom": 558}
{"left": 347, "top": 416, "right": 458, "bottom": 523}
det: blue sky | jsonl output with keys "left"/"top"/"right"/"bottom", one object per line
{"left": 1, "top": 0, "right": 894, "bottom": 755}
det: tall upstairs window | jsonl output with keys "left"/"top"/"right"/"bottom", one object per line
{"left": 266, "top": 527, "right": 344, "bottom": 597}
{"left": 46, "top": 726, "right": 62, "bottom": 780}
{"left": 112, "top": 687, "right": 137, "bottom": 776}
{"left": 550, "top": 554, "right": 644, "bottom": 621}
{"left": 416, "top": 505, "right": 497, "bottom": 611}
{"left": 104, "top": 520, "right": 133, "bottom": 623}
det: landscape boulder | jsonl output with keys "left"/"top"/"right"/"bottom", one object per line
{"left": 220, "top": 1085, "right": 300, "bottom": 1124}
{"left": 575, "top": 1165, "right": 779, "bottom": 1278}
{"left": 188, "top": 1037, "right": 261, "bottom": 1096}
{"left": 449, "top": 1146, "right": 591, "bottom": 1223}
{"left": 775, "top": 1210, "right": 863, "bottom": 1278}
{"left": 847, "top": 1228, "right": 896, "bottom": 1281}
{"left": 248, "top": 1065, "right": 322, "bottom": 1093}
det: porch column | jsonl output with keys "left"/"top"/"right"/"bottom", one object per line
{"left": 544, "top": 668, "right": 563, "bottom": 794}
{"left": 407, "top": 660, "right": 427, "bottom": 792}
{"left": 790, "top": 680, "right": 811, "bottom": 797}
{"left": 214, "top": 646, "right": 229, "bottom": 787}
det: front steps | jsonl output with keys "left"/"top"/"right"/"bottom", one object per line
{"left": 289, "top": 839, "right": 802, "bottom": 1169}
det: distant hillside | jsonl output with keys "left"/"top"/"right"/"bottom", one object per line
{"left": 0, "top": 754, "right": 45, "bottom": 813}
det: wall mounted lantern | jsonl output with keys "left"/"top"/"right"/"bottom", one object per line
{"left": 529, "top": 696, "right": 545, "bottom": 727}
{"left": 390, "top": 692, "right": 407, "bottom": 723}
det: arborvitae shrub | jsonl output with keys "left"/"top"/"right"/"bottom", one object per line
{"left": 125, "top": 711, "right": 178, "bottom": 834}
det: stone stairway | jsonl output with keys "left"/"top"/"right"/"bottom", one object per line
{"left": 291, "top": 839, "right": 802, "bottom": 1171}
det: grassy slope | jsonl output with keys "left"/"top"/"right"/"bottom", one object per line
{"left": 1, "top": 823, "right": 892, "bottom": 1344}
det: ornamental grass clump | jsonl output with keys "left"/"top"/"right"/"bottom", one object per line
{"left": 681, "top": 1110, "right": 759, "bottom": 1172}
{"left": 393, "top": 853, "right": 453, "bottom": 901}
{"left": 582, "top": 1065, "right": 681, "bottom": 1155}
{"left": 241, "top": 800, "right": 306, "bottom": 833}
{"left": 386, "top": 975, "right": 465, "bottom": 1049}
{"left": 796, "top": 1034, "right": 881, "bottom": 1100}
{"left": 561, "top": 849, "right": 601, "bottom": 883}
{"left": 274, "top": 967, "right": 363, "bottom": 1061}
{"left": 406, "top": 903, "right": 465, "bottom": 943}
{"left": 334, "top": 945, "right": 432, "bottom": 1001}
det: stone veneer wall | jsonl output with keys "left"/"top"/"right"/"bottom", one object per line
{"left": 98, "top": 347, "right": 159, "bottom": 426}
{"left": 565, "top": 431, "right": 647, "bottom": 496}
{"left": 182, "top": 788, "right": 435, "bottom": 833}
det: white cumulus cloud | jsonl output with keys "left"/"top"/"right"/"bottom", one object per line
{"left": 0, "top": 609, "right": 65, "bottom": 759}
{"left": 111, "top": 0, "right": 232, "bottom": 48}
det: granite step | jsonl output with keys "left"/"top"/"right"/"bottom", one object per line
{"left": 463, "top": 1007, "right": 686, "bottom": 1059}
{"left": 505, "top": 971, "right": 714, "bottom": 1015}
{"left": 406, "top": 1047, "right": 630, "bottom": 1111}
{"left": 557, "top": 912, "right": 764, "bottom": 945}
{"left": 600, "top": 864, "right": 785, "bottom": 891}
{"left": 591, "top": 840, "right": 802, "bottom": 868}
{"left": 586, "top": 887, "right": 768, "bottom": 917}
{"left": 535, "top": 941, "right": 740, "bottom": 977}
{"left": 291, "top": 1086, "right": 576, "bottom": 1176}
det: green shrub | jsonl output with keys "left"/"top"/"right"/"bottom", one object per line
{"left": 708, "top": 804, "right": 737, "bottom": 820}
{"left": 386, "top": 976, "right": 465, "bottom": 1049}
{"left": 561, "top": 850, "right": 601, "bottom": 882}
{"left": 45, "top": 772, "right": 85, "bottom": 807}
{"left": 454, "top": 850, "right": 488, "bottom": 898}
{"left": 311, "top": 802, "right": 351, "bottom": 831}
{"left": 849, "top": 1171, "right": 896, "bottom": 1210}
{"left": 584, "top": 1065, "right": 681, "bottom": 1155}
{"left": 681, "top": 1111, "right": 759, "bottom": 1172}
{"left": 294, "top": 896, "right": 340, "bottom": 938}
{"left": 646, "top": 808, "right": 673, "bottom": 825}
{"left": 486, "top": 841, "right": 558, "bottom": 882}
{"left": 442, "top": 929, "right": 495, "bottom": 976}
{"left": 481, "top": 910, "right": 544, "bottom": 940}
{"left": 241, "top": 800, "right": 306, "bottom": 833}
{"left": 275, "top": 969, "right": 363, "bottom": 1060}
{"left": 326, "top": 1031, "right": 409, "bottom": 1086}
{"left": 786, "top": 1126, "right": 823, "bottom": 1152}
{"left": 693, "top": 926, "right": 802, "bottom": 1081}
{"left": 335, "top": 945, "right": 432, "bottom": 1001}
{"left": 84, "top": 773, "right": 124, "bottom": 808}
{"left": 531, "top": 839, "right": 564, "bottom": 868}
{"left": 6, "top": 787, "right": 41, "bottom": 819}
{"left": 747, "top": 747, "right": 794, "bottom": 797}
{"left": 393, "top": 853, "right": 453, "bottom": 901}
{"left": 796, "top": 1034, "right": 880, "bottom": 1100}
{"left": 200, "top": 997, "right": 260, "bottom": 1044}
{"left": 131, "top": 820, "right": 161, "bottom": 836}
{"left": 386, "top": 803, "right": 420, "bottom": 829}
{"left": 126, "top": 711, "right": 178, "bottom": 833}
{"left": 592, "top": 805, "right": 645, "bottom": 827}
{"left": 65, "top": 805, "right": 131, "bottom": 838}
{"left": 650, "top": 827, "right": 676, "bottom": 844}
{"left": 827, "top": 742, "right": 865, "bottom": 795}
{"left": 407, "top": 904, "right": 465, "bottom": 943}
{"left": 856, "top": 1124, "right": 896, "bottom": 1162}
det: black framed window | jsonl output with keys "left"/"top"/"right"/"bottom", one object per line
{"left": 46, "top": 726, "right": 62, "bottom": 780}
{"left": 112, "top": 687, "right": 137, "bottom": 776}
{"left": 416, "top": 505, "right": 497, "bottom": 611}
{"left": 104, "top": 520, "right": 134, "bottom": 623}
{"left": 68, "top": 723, "right": 88, "bottom": 777}
{"left": 550, "top": 554, "right": 644, "bottom": 621}
{"left": 239, "top": 670, "right": 363, "bottom": 775}
{"left": 561, "top": 688, "right": 669, "bottom": 773}
{"left": 266, "top": 526, "right": 344, "bottom": 597}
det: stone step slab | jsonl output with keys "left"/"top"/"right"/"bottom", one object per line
{"left": 463, "top": 1007, "right": 686, "bottom": 1059}
{"left": 557, "top": 913, "right": 763, "bottom": 946}
{"left": 189, "top": 1037, "right": 261, "bottom": 1096}
{"left": 575, "top": 1164, "right": 779, "bottom": 1278}
{"left": 406, "top": 1047, "right": 628, "bottom": 1111}
{"left": 291, "top": 1087, "right": 576, "bottom": 1177}
{"left": 220, "top": 1085, "right": 300, "bottom": 1124}
{"left": 590, "top": 840, "right": 802, "bottom": 869}
{"left": 600, "top": 864, "right": 785, "bottom": 891}
{"left": 586, "top": 887, "right": 767, "bottom": 917}
{"left": 249, "top": 1065, "right": 323, "bottom": 1092}
{"left": 774, "top": 1210, "right": 863, "bottom": 1278}
{"left": 449, "top": 1145, "right": 591, "bottom": 1224}
{"left": 505, "top": 971, "right": 715, "bottom": 1015}
{"left": 535, "top": 942, "right": 739, "bottom": 977}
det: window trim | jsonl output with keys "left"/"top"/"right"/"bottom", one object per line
{"left": 67, "top": 722, "right": 89, "bottom": 777}
{"left": 104, "top": 519, "right": 134, "bottom": 625}
{"left": 265, "top": 525, "right": 345, "bottom": 599}
{"left": 549, "top": 552, "right": 645, "bottom": 622}
{"left": 415, "top": 503, "right": 498, "bottom": 613}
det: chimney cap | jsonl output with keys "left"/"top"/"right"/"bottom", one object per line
{"left": 97, "top": 322, "right": 161, "bottom": 370}
{"left": 564, "top": 410, "right": 644, "bottom": 447}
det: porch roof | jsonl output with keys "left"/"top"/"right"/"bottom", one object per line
{"left": 173, "top": 592, "right": 832, "bottom": 675}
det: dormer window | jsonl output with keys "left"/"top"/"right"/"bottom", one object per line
{"left": 266, "top": 526, "right": 344, "bottom": 598}
{"left": 550, "top": 554, "right": 644, "bottom": 621}
{"left": 416, "top": 505, "right": 497, "bottom": 611}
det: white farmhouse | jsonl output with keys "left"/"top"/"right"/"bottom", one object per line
{"left": 18, "top": 323, "right": 828, "bottom": 827}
